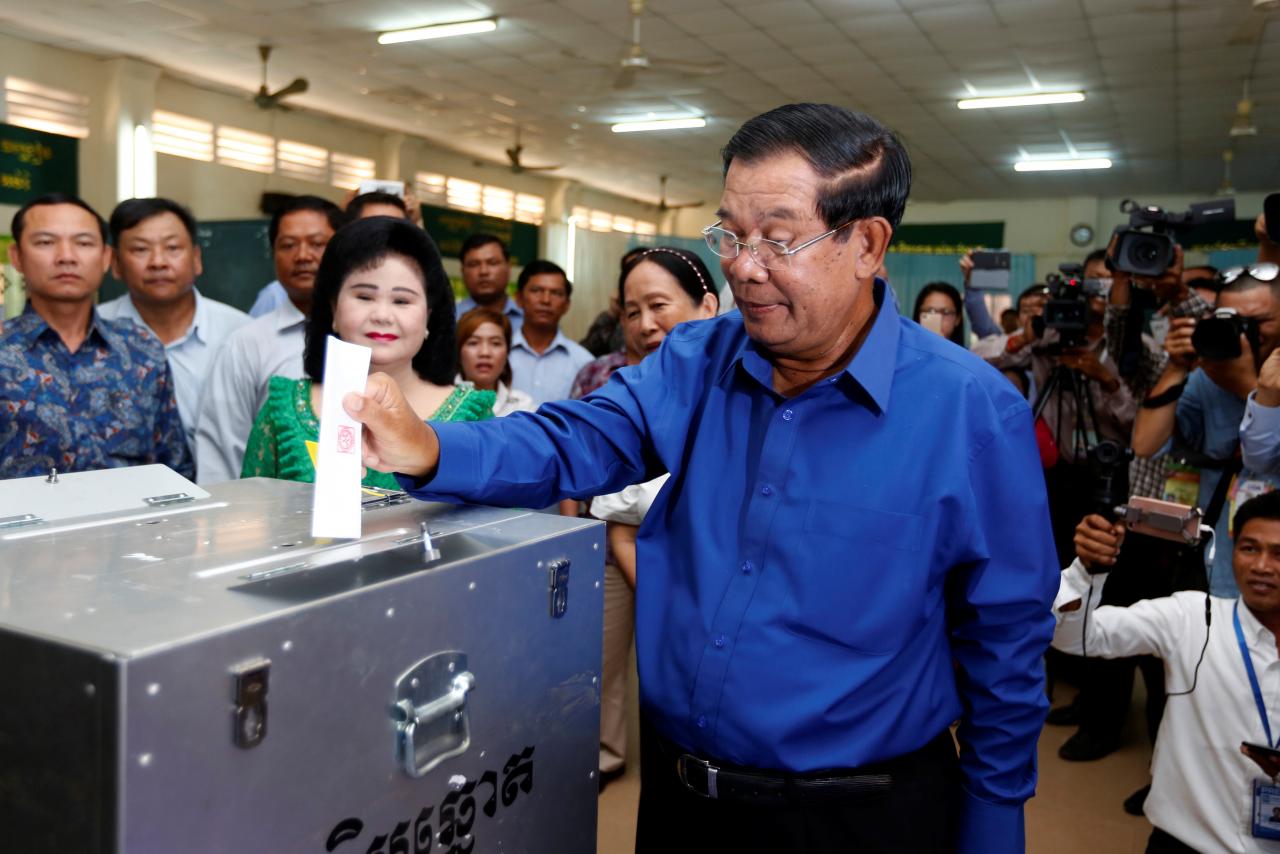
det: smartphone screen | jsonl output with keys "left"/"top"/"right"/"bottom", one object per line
{"left": 1266, "top": 193, "right": 1279, "bottom": 243}
{"left": 921, "top": 313, "right": 945, "bottom": 335}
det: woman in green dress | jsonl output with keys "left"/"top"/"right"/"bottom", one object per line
{"left": 241, "top": 216, "right": 493, "bottom": 489}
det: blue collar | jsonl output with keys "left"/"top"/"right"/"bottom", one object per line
{"left": 729, "top": 278, "right": 899, "bottom": 413}
{"left": 14, "top": 302, "right": 120, "bottom": 352}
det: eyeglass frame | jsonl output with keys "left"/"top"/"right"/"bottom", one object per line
{"left": 918, "top": 307, "right": 958, "bottom": 318}
{"left": 701, "top": 218, "right": 858, "bottom": 269}
{"left": 1218, "top": 263, "right": 1279, "bottom": 286}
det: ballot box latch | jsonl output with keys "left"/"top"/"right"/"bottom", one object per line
{"left": 391, "top": 651, "right": 475, "bottom": 778}
{"left": 231, "top": 658, "right": 270, "bottom": 749}
{"left": 548, "top": 558, "right": 571, "bottom": 619}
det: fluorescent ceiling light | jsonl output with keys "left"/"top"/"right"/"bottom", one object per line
{"left": 1014, "top": 157, "right": 1112, "bottom": 172}
{"left": 958, "top": 92, "right": 1085, "bottom": 110}
{"left": 611, "top": 117, "right": 705, "bottom": 133}
{"left": 378, "top": 18, "right": 497, "bottom": 45}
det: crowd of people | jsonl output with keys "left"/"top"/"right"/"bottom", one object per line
{"left": 4, "top": 98, "right": 1280, "bottom": 853}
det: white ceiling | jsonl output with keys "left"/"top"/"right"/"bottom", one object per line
{"left": 0, "top": 0, "right": 1277, "bottom": 206}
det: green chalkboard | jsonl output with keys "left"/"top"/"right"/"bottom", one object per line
{"left": 891, "top": 221, "right": 1005, "bottom": 254}
{"left": 0, "top": 123, "right": 78, "bottom": 205}
{"left": 419, "top": 204, "right": 540, "bottom": 265}
{"left": 100, "top": 219, "right": 274, "bottom": 313}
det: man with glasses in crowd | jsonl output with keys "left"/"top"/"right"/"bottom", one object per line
{"left": 341, "top": 103, "right": 1057, "bottom": 854}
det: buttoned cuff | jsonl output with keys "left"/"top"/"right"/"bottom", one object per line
{"left": 393, "top": 421, "right": 482, "bottom": 499}
{"left": 956, "top": 787, "right": 1024, "bottom": 854}
{"left": 1243, "top": 390, "right": 1280, "bottom": 434}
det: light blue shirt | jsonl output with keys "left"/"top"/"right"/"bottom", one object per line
{"left": 401, "top": 282, "right": 1057, "bottom": 852}
{"left": 456, "top": 294, "right": 523, "bottom": 334}
{"left": 1168, "top": 369, "right": 1280, "bottom": 597}
{"left": 507, "top": 327, "right": 593, "bottom": 408}
{"left": 98, "top": 288, "right": 249, "bottom": 452}
{"left": 249, "top": 280, "right": 288, "bottom": 318}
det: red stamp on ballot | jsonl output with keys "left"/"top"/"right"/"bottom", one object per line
{"left": 336, "top": 425, "right": 356, "bottom": 454}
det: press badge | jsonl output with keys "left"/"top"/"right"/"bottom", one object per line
{"left": 1252, "top": 779, "right": 1280, "bottom": 839}
{"left": 1162, "top": 461, "right": 1201, "bottom": 507}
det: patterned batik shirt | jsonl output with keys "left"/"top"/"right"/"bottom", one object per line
{"left": 0, "top": 305, "right": 194, "bottom": 480}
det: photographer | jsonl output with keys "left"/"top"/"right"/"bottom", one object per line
{"left": 973, "top": 274, "right": 1137, "bottom": 566}
{"left": 1055, "top": 491, "right": 1280, "bottom": 854}
{"left": 1132, "top": 266, "right": 1280, "bottom": 598}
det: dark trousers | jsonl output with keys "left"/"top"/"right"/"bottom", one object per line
{"left": 1145, "top": 827, "right": 1199, "bottom": 853}
{"left": 635, "top": 716, "right": 960, "bottom": 854}
{"left": 1078, "top": 533, "right": 1207, "bottom": 744}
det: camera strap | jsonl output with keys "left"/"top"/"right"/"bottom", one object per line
{"left": 1235, "top": 600, "right": 1278, "bottom": 748}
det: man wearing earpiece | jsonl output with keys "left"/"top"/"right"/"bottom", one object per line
{"left": 1057, "top": 491, "right": 1280, "bottom": 853}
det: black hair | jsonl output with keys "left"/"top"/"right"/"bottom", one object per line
{"left": 620, "top": 245, "right": 648, "bottom": 270}
{"left": 516, "top": 259, "right": 572, "bottom": 298}
{"left": 460, "top": 233, "right": 509, "bottom": 263}
{"left": 1083, "top": 248, "right": 1107, "bottom": 269}
{"left": 303, "top": 216, "right": 456, "bottom": 385}
{"left": 618, "top": 247, "right": 720, "bottom": 311}
{"left": 268, "top": 195, "right": 346, "bottom": 247}
{"left": 11, "top": 192, "right": 107, "bottom": 243}
{"left": 720, "top": 103, "right": 912, "bottom": 234}
{"left": 1016, "top": 286, "right": 1050, "bottom": 311}
{"left": 1185, "top": 265, "right": 1220, "bottom": 294}
{"left": 1233, "top": 491, "right": 1280, "bottom": 539}
{"left": 347, "top": 191, "right": 408, "bottom": 220}
{"left": 911, "top": 281, "right": 966, "bottom": 346}
{"left": 109, "top": 197, "right": 198, "bottom": 245}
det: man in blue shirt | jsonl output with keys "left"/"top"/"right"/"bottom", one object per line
{"left": 1133, "top": 267, "right": 1280, "bottom": 597}
{"left": 344, "top": 104, "right": 1057, "bottom": 854}
{"left": 455, "top": 233, "right": 523, "bottom": 332}
{"left": 0, "top": 193, "right": 192, "bottom": 480}
{"left": 506, "top": 259, "right": 593, "bottom": 406}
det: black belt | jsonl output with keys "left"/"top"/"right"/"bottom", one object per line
{"left": 662, "top": 730, "right": 955, "bottom": 805}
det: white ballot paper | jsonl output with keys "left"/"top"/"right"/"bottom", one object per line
{"left": 311, "top": 335, "right": 373, "bottom": 539}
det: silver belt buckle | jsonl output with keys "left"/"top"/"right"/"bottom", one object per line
{"left": 677, "top": 754, "right": 719, "bottom": 799}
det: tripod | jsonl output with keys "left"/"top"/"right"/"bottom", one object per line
{"left": 1034, "top": 362, "right": 1103, "bottom": 464}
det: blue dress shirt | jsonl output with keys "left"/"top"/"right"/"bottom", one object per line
{"left": 403, "top": 282, "right": 1057, "bottom": 852}
{"left": 506, "top": 328, "right": 594, "bottom": 407}
{"left": 0, "top": 305, "right": 193, "bottom": 480}
{"left": 249, "top": 280, "right": 287, "bottom": 318}
{"left": 455, "top": 294, "right": 523, "bottom": 334}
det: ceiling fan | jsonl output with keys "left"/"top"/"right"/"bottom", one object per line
{"left": 254, "top": 45, "right": 308, "bottom": 111}
{"left": 1229, "top": 0, "right": 1277, "bottom": 46}
{"left": 473, "top": 127, "right": 562, "bottom": 174}
{"left": 565, "top": 0, "right": 723, "bottom": 90}
{"left": 1229, "top": 79, "right": 1258, "bottom": 137}
{"left": 656, "top": 175, "right": 703, "bottom": 212}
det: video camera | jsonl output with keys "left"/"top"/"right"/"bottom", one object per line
{"left": 1109, "top": 198, "right": 1234, "bottom": 277}
{"left": 1035, "top": 264, "right": 1109, "bottom": 349}
{"left": 1192, "top": 307, "right": 1261, "bottom": 362}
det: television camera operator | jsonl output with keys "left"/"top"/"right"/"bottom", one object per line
{"left": 1056, "top": 491, "right": 1280, "bottom": 854}
{"left": 973, "top": 265, "right": 1137, "bottom": 567}
{"left": 1054, "top": 208, "right": 1223, "bottom": 776}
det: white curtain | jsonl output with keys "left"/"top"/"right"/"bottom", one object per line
{"left": 562, "top": 228, "right": 633, "bottom": 341}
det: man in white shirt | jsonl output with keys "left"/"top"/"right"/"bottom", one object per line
{"left": 98, "top": 198, "right": 248, "bottom": 458}
{"left": 507, "top": 259, "right": 593, "bottom": 407}
{"left": 1057, "top": 492, "right": 1280, "bottom": 853}
{"left": 194, "top": 196, "right": 344, "bottom": 483}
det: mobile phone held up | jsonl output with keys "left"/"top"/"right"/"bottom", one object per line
{"left": 970, "top": 250, "right": 1011, "bottom": 290}
{"left": 1266, "top": 193, "right": 1279, "bottom": 243}
{"left": 357, "top": 179, "right": 406, "bottom": 198}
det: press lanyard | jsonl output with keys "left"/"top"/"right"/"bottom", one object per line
{"left": 1235, "top": 601, "right": 1278, "bottom": 748}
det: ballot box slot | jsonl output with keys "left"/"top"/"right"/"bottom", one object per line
{"left": 227, "top": 532, "right": 494, "bottom": 602}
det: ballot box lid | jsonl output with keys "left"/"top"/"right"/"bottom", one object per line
{"left": 0, "top": 476, "right": 594, "bottom": 657}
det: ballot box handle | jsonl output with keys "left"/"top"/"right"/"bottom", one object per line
{"left": 391, "top": 652, "right": 475, "bottom": 778}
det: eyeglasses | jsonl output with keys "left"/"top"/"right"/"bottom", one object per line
{"left": 1218, "top": 263, "right": 1279, "bottom": 286}
{"left": 919, "top": 308, "right": 957, "bottom": 318}
{"left": 701, "top": 219, "right": 857, "bottom": 270}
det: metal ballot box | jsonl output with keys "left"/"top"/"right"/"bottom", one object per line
{"left": 0, "top": 470, "right": 604, "bottom": 854}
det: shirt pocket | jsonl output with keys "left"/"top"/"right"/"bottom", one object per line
{"left": 785, "top": 500, "right": 929, "bottom": 655}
